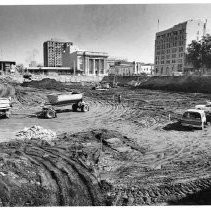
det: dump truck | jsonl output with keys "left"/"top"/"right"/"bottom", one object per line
{"left": 40, "top": 92, "right": 89, "bottom": 119}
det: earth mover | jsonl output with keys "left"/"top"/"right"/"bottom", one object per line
{"left": 40, "top": 92, "right": 89, "bottom": 119}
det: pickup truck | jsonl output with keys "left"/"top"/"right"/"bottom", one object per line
{"left": 0, "top": 97, "right": 12, "bottom": 118}
{"left": 180, "top": 109, "right": 207, "bottom": 129}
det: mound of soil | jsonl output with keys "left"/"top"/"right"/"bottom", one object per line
{"left": 22, "top": 78, "right": 66, "bottom": 91}
{"left": 138, "top": 76, "right": 211, "bottom": 94}
{"left": 0, "top": 128, "right": 150, "bottom": 206}
{"left": 0, "top": 78, "right": 16, "bottom": 98}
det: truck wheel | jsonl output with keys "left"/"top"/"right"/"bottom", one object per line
{"left": 5, "top": 111, "right": 10, "bottom": 118}
{"left": 45, "top": 110, "right": 56, "bottom": 119}
{"left": 72, "top": 103, "right": 78, "bottom": 112}
{"left": 81, "top": 104, "right": 89, "bottom": 112}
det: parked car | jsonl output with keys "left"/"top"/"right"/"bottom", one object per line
{"left": 195, "top": 101, "right": 211, "bottom": 113}
{"left": 180, "top": 109, "right": 207, "bottom": 129}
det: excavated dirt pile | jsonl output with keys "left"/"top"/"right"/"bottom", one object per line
{"left": 22, "top": 78, "right": 66, "bottom": 91}
{"left": 2, "top": 127, "right": 211, "bottom": 206}
{"left": 0, "top": 77, "right": 46, "bottom": 108}
{"left": 0, "top": 78, "right": 16, "bottom": 98}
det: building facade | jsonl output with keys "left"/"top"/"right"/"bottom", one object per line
{"left": 154, "top": 19, "right": 206, "bottom": 76}
{"left": 140, "top": 64, "right": 154, "bottom": 75}
{"left": 43, "top": 40, "right": 73, "bottom": 67}
{"left": 109, "top": 61, "right": 135, "bottom": 76}
{"left": 0, "top": 61, "right": 16, "bottom": 75}
{"left": 62, "top": 49, "right": 108, "bottom": 75}
{"left": 108, "top": 61, "right": 153, "bottom": 76}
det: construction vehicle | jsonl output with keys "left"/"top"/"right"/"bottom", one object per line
{"left": 0, "top": 97, "right": 12, "bottom": 118}
{"left": 40, "top": 92, "right": 89, "bottom": 119}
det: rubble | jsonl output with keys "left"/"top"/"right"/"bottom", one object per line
{"left": 15, "top": 125, "right": 57, "bottom": 141}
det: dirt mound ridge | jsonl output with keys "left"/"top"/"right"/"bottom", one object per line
{"left": 0, "top": 78, "right": 16, "bottom": 98}
{"left": 22, "top": 78, "right": 66, "bottom": 91}
{"left": 138, "top": 76, "right": 211, "bottom": 94}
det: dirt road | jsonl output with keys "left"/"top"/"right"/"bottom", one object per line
{"left": 1, "top": 83, "right": 211, "bottom": 205}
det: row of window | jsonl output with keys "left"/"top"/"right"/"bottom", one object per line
{"left": 157, "top": 29, "right": 185, "bottom": 39}
{"left": 156, "top": 46, "right": 184, "bottom": 55}
{"left": 155, "top": 58, "right": 183, "bottom": 65}
{"left": 155, "top": 63, "right": 183, "bottom": 74}
{"left": 156, "top": 36, "right": 185, "bottom": 45}
{"left": 156, "top": 41, "right": 184, "bottom": 50}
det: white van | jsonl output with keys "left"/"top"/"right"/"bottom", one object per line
{"left": 180, "top": 109, "right": 207, "bottom": 129}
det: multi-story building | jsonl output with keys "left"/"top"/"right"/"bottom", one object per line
{"left": 43, "top": 40, "right": 73, "bottom": 67}
{"left": 62, "top": 47, "right": 108, "bottom": 75}
{"left": 154, "top": 19, "right": 206, "bottom": 76}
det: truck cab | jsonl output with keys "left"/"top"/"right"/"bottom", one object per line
{"left": 180, "top": 109, "right": 206, "bottom": 129}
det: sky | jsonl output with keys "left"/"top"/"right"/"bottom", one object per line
{"left": 1, "top": 3, "right": 211, "bottom": 66}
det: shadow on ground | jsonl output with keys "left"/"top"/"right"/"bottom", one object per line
{"left": 163, "top": 122, "right": 196, "bottom": 132}
{"left": 168, "top": 187, "right": 211, "bottom": 205}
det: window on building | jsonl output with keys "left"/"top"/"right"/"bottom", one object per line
{"left": 178, "top": 64, "right": 183, "bottom": 72}
{"left": 179, "top": 47, "right": 183, "bottom": 52}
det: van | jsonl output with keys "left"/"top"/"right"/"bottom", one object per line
{"left": 180, "top": 109, "right": 206, "bottom": 129}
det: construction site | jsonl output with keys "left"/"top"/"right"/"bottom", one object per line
{"left": 0, "top": 75, "right": 211, "bottom": 206}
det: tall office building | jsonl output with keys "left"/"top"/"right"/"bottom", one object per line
{"left": 154, "top": 19, "right": 206, "bottom": 76}
{"left": 43, "top": 40, "right": 73, "bottom": 67}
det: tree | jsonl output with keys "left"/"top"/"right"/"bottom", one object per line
{"left": 186, "top": 34, "right": 211, "bottom": 73}
{"left": 16, "top": 64, "right": 25, "bottom": 74}
{"left": 186, "top": 40, "right": 202, "bottom": 70}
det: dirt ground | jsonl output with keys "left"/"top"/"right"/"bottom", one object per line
{"left": 1, "top": 80, "right": 211, "bottom": 206}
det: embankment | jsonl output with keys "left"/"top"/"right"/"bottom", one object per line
{"left": 102, "top": 75, "right": 147, "bottom": 85}
{"left": 103, "top": 75, "right": 211, "bottom": 94}
{"left": 138, "top": 76, "right": 211, "bottom": 94}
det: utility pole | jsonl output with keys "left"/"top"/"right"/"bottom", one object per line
{"left": 73, "top": 60, "right": 76, "bottom": 75}
{"left": 203, "top": 19, "right": 207, "bottom": 37}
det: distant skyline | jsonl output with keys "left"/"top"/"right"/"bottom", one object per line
{"left": 1, "top": 4, "right": 211, "bottom": 66}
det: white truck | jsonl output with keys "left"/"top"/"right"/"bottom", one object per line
{"left": 180, "top": 109, "right": 207, "bottom": 129}
{"left": 0, "top": 97, "right": 12, "bottom": 118}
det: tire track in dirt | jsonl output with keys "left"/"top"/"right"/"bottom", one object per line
{"left": 22, "top": 145, "right": 105, "bottom": 206}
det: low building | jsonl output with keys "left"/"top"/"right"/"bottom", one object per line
{"left": 62, "top": 49, "right": 108, "bottom": 75}
{"left": 108, "top": 61, "right": 152, "bottom": 76}
{"left": 140, "top": 64, "right": 154, "bottom": 75}
{"left": 109, "top": 61, "right": 135, "bottom": 76}
{"left": 0, "top": 61, "right": 16, "bottom": 75}
{"left": 27, "top": 67, "right": 72, "bottom": 76}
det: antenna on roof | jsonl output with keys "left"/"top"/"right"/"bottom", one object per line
{"left": 203, "top": 19, "right": 207, "bottom": 37}
{"left": 157, "top": 19, "right": 160, "bottom": 32}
